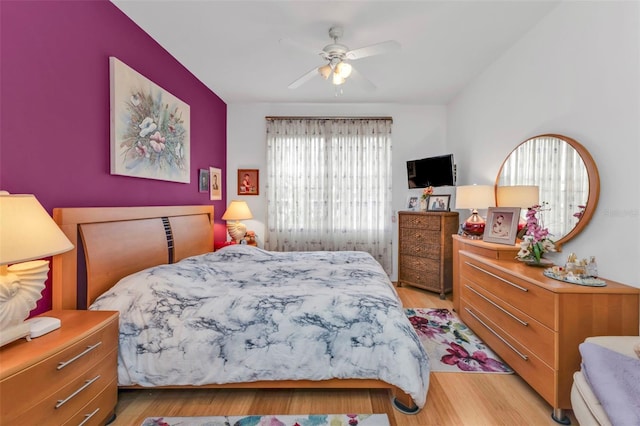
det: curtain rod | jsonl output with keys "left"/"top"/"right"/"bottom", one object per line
{"left": 265, "top": 116, "right": 393, "bottom": 123}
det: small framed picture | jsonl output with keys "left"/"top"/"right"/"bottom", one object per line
{"left": 406, "top": 196, "right": 419, "bottom": 211}
{"left": 483, "top": 207, "right": 521, "bottom": 245}
{"left": 238, "top": 169, "right": 259, "bottom": 195}
{"left": 426, "top": 195, "right": 451, "bottom": 211}
{"left": 209, "top": 167, "right": 222, "bottom": 201}
{"left": 198, "top": 169, "right": 209, "bottom": 193}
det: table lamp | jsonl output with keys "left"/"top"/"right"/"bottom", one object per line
{"left": 0, "top": 192, "right": 74, "bottom": 346}
{"left": 221, "top": 200, "right": 253, "bottom": 243}
{"left": 496, "top": 185, "right": 540, "bottom": 232}
{"left": 455, "top": 185, "right": 496, "bottom": 239}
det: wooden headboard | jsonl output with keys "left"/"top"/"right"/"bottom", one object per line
{"left": 52, "top": 205, "right": 214, "bottom": 310}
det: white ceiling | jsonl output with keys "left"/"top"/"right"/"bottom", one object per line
{"left": 111, "top": 1, "right": 560, "bottom": 104}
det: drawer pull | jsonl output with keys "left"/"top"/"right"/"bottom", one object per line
{"left": 464, "top": 308, "right": 529, "bottom": 361}
{"left": 55, "top": 375, "right": 101, "bottom": 409}
{"left": 465, "top": 262, "right": 529, "bottom": 292}
{"left": 465, "top": 285, "right": 529, "bottom": 326}
{"left": 57, "top": 341, "right": 102, "bottom": 370}
{"left": 78, "top": 408, "right": 100, "bottom": 426}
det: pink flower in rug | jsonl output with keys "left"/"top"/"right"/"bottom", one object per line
{"left": 425, "top": 308, "right": 451, "bottom": 321}
{"left": 259, "top": 416, "right": 285, "bottom": 426}
{"left": 408, "top": 315, "right": 445, "bottom": 339}
{"left": 441, "top": 342, "right": 510, "bottom": 372}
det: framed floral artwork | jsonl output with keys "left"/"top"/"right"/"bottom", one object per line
{"left": 110, "top": 57, "right": 190, "bottom": 183}
{"left": 483, "top": 207, "right": 520, "bottom": 245}
{"left": 238, "top": 169, "right": 259, "bottom": 195}
{"left": 209, "top": 167, "right": 222, "bottom": 200}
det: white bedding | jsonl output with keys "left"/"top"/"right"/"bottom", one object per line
{"left": 90, "top": 245, "right": 430, "bottom": 408}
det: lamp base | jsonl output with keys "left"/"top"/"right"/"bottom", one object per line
{"left": 462, "top": 211, "right": 486, "bottom": 239}
{"left": 227, "top": 221, "right": 247, "bottom": 243}
{"left": 0, "top": 322, "right": 31, "bottom": 347}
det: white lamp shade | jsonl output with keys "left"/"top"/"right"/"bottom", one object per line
{"left": 221, "top": 200, "right": 253, "bottom": 221}
{"left": 0, "top": 193, "right": 74, "bottom": 265}
{"left": 496, "top": 185, "right": 540, "bottom": 208}
{"left": 455, "top": 185, "right": 496, "bottom": 210}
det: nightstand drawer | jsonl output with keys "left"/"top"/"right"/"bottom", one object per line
{"left": 5, "top": 350, "right": 117, "bottom": 425}
{"left": 0, "top": 318, "right": 117, "bottom": 415}
{"left": 63, "top": 378, "right": 117, "bottom": 426}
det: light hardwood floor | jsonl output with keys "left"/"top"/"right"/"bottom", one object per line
{"left": 111, "top": 285, "right": 577, "bottom": 425}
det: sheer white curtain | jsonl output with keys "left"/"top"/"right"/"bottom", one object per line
{"left": 265, "top": 118, "right": 393, "bottom": 274}
{"left": 498, "top": 136, "right": 589, "bottom": 237}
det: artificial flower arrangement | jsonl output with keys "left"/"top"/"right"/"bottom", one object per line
{"left": 421, "top": 186, "right": 434, "bottom": 200}
{"left": 516, "top": 203, "right": 556, "bottom": 263}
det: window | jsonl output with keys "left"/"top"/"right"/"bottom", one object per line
{"left": 265, "top": 118, "right": 393, "bottom": 274}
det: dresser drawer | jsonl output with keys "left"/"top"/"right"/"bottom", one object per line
{"left": 462, "top": 281, "right": 555, "bottom": 367}
{"left": 5, "top": 350, "right": 117, "bottom": 425}
{"left": 63, "top": 378, "right": 117, "bottom": 426}
{"left": 460, "top": 304, "right": 556, "bottom": 405}
{"left": 0, "top": 319, "right": 117, "bottom": 416}
{"left": 399, "top": 230, "right": 441, "bottom": 259}
{"left": 460, "top": 254, "right": 555, "bottom": 329}
{"left": 399, "top": 214, "right": 441, "bottom": 230}
{"left": 400, "top": 262, "right": 441, "bottom": 291}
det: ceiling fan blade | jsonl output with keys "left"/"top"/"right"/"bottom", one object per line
{"left": 287, "top": 66, "right": 320, "bottom": 89}
{"left": 346, "top": 40, "right": 401, "bottom": 60}
{"left": 349, "top": 66, "right": 376, "bottom": 92}
{"left": 279, "top": 38, "right": 325, "bottom": 57}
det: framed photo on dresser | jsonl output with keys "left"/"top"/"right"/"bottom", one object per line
{"left": 483, "top": 207, "right": 520, "bottom": 245}
{"left": 426, "top": 195, "right": 451, "bottom": 211}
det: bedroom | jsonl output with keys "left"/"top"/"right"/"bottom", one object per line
{"left": 1, "top": 0, "right": 638, "bottom": 425}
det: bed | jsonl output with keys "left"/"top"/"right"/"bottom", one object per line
{"left": 52, "top": 205, "right": 429, "bottom": 413}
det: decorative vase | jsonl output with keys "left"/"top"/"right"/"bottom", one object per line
{"left": 518, "top": 257, "right": 553, "bottom": 267}
{"left": 419, "top": 198, "right": 427, "bottom": 211}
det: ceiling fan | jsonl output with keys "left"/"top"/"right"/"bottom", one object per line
{"left": 282, "top": 26, "right": 400, "bottom": 91}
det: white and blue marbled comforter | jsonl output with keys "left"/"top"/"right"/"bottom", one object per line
{"left": 90, "top": 245, "right": 430, "bottom": 408}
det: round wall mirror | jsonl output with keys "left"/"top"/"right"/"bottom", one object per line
{"left": 496, "top": 134, "right": 600, "bottom": 249}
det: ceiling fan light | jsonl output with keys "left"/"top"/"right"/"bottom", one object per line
{"left": 335, "top": 62, "right": 352, "bottom": 78}
{"left": 318, "top": 64, "right": 332, "bottom": 80}
{"left": 332, "top": 73, "right": 346, "bottom": 85}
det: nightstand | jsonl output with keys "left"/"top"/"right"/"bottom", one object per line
{"left": 0, "top": 310, "right": 119, "bottom": 425}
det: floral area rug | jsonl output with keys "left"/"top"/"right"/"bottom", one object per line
{"left": 406, "top": 308, "right": 514, "bottom": 374}
{"left": 141, "top": 414, "right": 389, "bottom": 426}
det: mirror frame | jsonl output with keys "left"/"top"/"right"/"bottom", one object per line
{"left": 496, "top": 134, "right": 600, "bottom": 250}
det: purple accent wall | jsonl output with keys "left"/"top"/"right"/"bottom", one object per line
{"left": 1, "top": 0, "right": 228, "bottom": 314}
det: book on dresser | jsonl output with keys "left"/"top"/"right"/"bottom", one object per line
{"left": 452, "top": 235, "right": 640, "bottom": 423}
{"left": 397, "top": 210, "right": 459, "bottom": 299}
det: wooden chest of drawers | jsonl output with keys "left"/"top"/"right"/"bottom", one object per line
{"left": 0, "top": 310, "right": 119, "bottom": 425}
{"left": 452, "top": 236, "right": 640, "bottom": 421}
{"left": 398, "top": 211, "right": 459, "bottom": 298}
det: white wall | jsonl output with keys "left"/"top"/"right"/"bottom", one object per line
{"left": 448, "top": 1, "right": 640, "bottom": 286}
{"left": 227, "top": 103, "right": 448, "bottom": 280}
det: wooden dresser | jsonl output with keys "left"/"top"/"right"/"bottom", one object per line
{"left": 452, "top": 235, "right": 640, "bottom": 422}
{"left": 0, "top": 310, "right": 119, "bottom": 425}
{"left": 398, "top": 211, "right": 459, "bottom": 298}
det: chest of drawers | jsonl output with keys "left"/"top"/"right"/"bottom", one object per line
{"left": 398, "top": 211, "right": 459, "bottom": 299}
{"left": 0, "top": 310, "right": 119, "bottom": 425}
{"left": 452, "top": 236, "right": 639, "bottom": 421}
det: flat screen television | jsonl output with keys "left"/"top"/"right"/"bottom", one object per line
{"left": 407, "top": 154, "right": 455, "bottom": 188}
